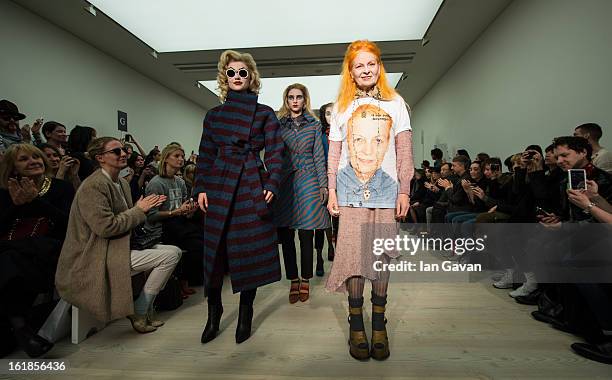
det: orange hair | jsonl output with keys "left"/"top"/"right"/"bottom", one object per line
{"left": 336, "top": 40, "right": 398, "bottom": 113}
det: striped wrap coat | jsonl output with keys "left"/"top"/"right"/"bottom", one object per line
{"left": 274, "top": 114, "right": 331, "bottom": 230}
{"left": 194, "top": 91, "right": 284, "bottom": 292}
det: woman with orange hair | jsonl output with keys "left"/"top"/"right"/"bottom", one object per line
{"left": 326, "top": 40, "right": 414, "bottom": 361}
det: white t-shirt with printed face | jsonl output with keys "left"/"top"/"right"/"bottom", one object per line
{"left": 329, "top": 95, "right": 412, "bottom": 208}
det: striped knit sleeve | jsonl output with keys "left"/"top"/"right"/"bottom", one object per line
{"left": 193, "top": 111, "right": 217, "bottom": 196}
{"left": 262, "top": 108, "right": 284, "bottom": 195}
{"left": 312, "top": 124, "right": 328, "bottom": 189}
{"left": 327, "top": 141, "right": 342, "bottom": 190}
{"left": 396, "top": 130, "right": 414, "bottom": 195}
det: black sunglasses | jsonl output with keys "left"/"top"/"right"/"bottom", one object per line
{"left": 226, "top": 68, "right": 249, "bottom": 79}
{"left": 102, "top": 147, "right": 128, "bottom": 156}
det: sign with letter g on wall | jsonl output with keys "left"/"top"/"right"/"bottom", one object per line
{"left": 118, "top": 110, "right": 127, "bottom": 132}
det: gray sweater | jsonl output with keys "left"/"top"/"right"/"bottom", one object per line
{"left": 144, "top": 175, "right": 188, "bottom": 238}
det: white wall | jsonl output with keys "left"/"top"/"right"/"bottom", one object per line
{"left": 0, "top": 1, "right": 206, "bottom": 154}
{"left": 411, "top": 0, "right": 612, "bottom": 163}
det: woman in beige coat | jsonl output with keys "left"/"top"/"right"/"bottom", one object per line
{"left": 55, "top": 137, "right": 182, "bottom": 333}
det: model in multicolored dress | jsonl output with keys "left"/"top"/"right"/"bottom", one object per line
{"left": 274, "top": 84, "right": 331, "bottom": 304}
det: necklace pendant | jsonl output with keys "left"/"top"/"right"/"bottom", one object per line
{"left": 363, "top": 189, "right": 371, "bottom": 200}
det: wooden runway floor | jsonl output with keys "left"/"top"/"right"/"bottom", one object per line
{"left": 4, "top": 255, "right": 611, "bottom": 379}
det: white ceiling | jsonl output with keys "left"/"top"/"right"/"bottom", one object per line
{"left": 12, "top": 0, "right": 513, "bottom": 109}
{"left": 199, "top": 73, "right": 403, "bottom": 110}
{"left": 88, "top": 0, "right": 443, "bottom": 52}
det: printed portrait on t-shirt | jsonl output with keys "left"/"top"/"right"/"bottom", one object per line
{"left": 331, "top": 96, "right": 411, "bottom": 208}
{"left": 347, "top": 104, "right": 393, "bottom": 183}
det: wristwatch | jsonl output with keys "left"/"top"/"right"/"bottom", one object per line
{"left": 585, "top": 202, "right": 596, "bottom": 214}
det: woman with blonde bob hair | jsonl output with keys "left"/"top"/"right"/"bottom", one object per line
{"left": 195, "top": 49, "right": 284, "bottom": 344}
{"left": 326, "top": 40, "right": 414, "bottom": 361}
{"left": 0, "top": 143, "right": 74, "bottom": 358}
{"left": 274, "top": 83, "right": 330, "bottom": 303}
{"left": 144, "top": 143, "right": 203, "bottom": 298}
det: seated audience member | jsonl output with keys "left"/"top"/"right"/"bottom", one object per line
{"left": 183, "top": 163, "right": 196, "bottom": 197}
{"left": 567, "top": 180, "right": 612, "bottom": 223}
{"left": 0, "top": 144, "right": 74, "bottom": 358}
{"left": 40, "top": 143, "right": 81, "bottom": 190}
{"left": 414, "top": 166, "right": 443, "bottom": 226}
{"left": 473, "top": 157, "right": 514, "bottom": 222}
{"left": 421, "top": 160, "right": 431, "bottom": 170}
{"left": 144, "top": 144, "right": 204, "bottom": 296}
{"left": 145, "top": 147, "right": 161, "bottom": 169}
{"left": 67, "top": 125, "right": 97, "bottom": 180}
{"left": 544, "top": 144, "right": 563, "bottom": 178}
{"left": 546, "top": 136, "right": 612, "bottom": 222}
{"left": 444, "top": 156, "right": 486, "bottom": 224}
{"left": 431, "top": 148, "right": 443, "bottom": 168}
{"left": 0, "top": 100, "right": 25, "bottom": 153}
{"left": 55, "top": 137, "right": 182, "bottom": 333}
{"left": 127, "top": 152, "right": 151, "bottom": 200}
{"left": 476, "top": 152, "right": 490, "bottom": 163}
{"left": 574, "top": 123, "right": 612, "bottom": 174}
{"left": 536, "top": 153, "right": 612, "bottom": 364}
{"left": 41, "top": 122, "right": 67, "bottom": 156}
{"left": 457, "top": 149, "right": 470, "bottom": 160}
{"left": 407, "top": 169, "right": 427, "bottom": 224}
{"left": 429, "top": 162, "right": 456, "bottom": 225}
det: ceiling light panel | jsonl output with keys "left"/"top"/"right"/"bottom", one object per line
{"left": 199, "top": 73, "right": 403, "bottom": 110}
{"left": 89, "top": 0, "right": 443, "bottom": 52}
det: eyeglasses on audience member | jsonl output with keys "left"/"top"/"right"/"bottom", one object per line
{"left": 102, "top": 147, "right": 129, "bottom": 156}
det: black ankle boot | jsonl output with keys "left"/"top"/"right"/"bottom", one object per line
{"left": 370, "top": 292, "right": 389, "bottom": 360}
{"left": 327, "top": 244, "right": 335, "bottom": 262}
{"left": 348, "top": 296, "right": 370, "bottom": 360}
{"left": 316, "top": 249, "right": 324, "bottom": 277}
{"left": 201, "top": 304, "right": 223, "bottom": 343}
{"left": 14, "top": 326, "right": 54, "bottom": 358}
{"left": 235, "top": 303, "right": 254, "bottom": 344}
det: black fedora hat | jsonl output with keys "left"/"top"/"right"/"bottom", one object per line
{"left": 0, "top": 99, "right": 26, "bottom": 121}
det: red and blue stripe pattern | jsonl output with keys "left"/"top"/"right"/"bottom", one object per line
{"left": 193, "top": 90, "right": 284, "bottom": 292}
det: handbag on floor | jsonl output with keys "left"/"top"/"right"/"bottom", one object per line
{"left": 154, "top": 275, "right": 183, "bottom": 311}
{"left": 38, "top": 299, "right": 71, "bottom": 343}
{"left": 130, "top": 224, "right": 161, "bottom": 251}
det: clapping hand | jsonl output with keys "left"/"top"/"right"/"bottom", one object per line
{"left": 8, "top": 177, "right": 39, "bottom": 205}
{"left": 136, "top": 194, "right": 167, "bottom": 213}
{"left": 437, "top": 178, "right": 452, "bottom": 190}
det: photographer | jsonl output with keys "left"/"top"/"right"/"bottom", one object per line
{"left": 123, "top": 134, "right": 147, "bottom": 157}
{"left": 541, "top": 137, "right": 612, "bottom": 224}
{"left": 40, "top": 143, "right": 81, "bottom": 190}
{"left": 67, "top": 126, "right": 97, "bottom": 181}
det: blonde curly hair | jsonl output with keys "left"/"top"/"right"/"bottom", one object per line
{"left": 216, "top": 50, "right": 262, "bottom": 102}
